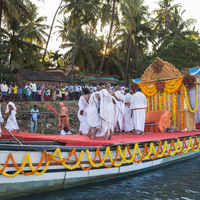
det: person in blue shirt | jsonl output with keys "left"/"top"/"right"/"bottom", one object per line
{"left": 30, "top": 105, "right": 40, "bottom": 133}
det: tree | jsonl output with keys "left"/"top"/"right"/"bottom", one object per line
{"left": 118, "top": 0, "right": 154, "bottom": 83}
{"left": 0, "top": 0, "right": 32, "bottom": 29}
{"left": 60, "top": 0, "right": 101, "bottom": 83}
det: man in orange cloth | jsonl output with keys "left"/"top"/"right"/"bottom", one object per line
{"left": 58, "top": 102, "right": 69, "bottom": 132}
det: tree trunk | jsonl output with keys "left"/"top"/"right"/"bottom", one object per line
{"left": 42, "top": 0, "right": 62, "bottom": 63}
{"left": 71, "top": 22, "right": 79, "bottom": 84}
{"left": 0, "top": 8, "right": 2, "bottom": 29}
{"left": 97, "top": 0, "right": 116, "bottom": 82}
{"left": 125, "top": 34, "right": 132, "bottom": 86}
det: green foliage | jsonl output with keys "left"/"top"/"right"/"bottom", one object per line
{"left": 1, "top": 0, "right": 200, "bottom": 82}
{"left": 154, "top": 38, "right": 200, "bottom": 69}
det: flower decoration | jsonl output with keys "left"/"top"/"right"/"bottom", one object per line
{"left": 155, "top": 80, "right": 165, "bottom": 92}
{"left": 152, "top": 58, "right": 164, "bottom": 72}
{"left": 183, "top": 75, "right": 196, "bottom": 89}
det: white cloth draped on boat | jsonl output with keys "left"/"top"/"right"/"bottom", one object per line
{"left": 5, "top": 102, "right": 19, "bottom": 131}
{"left": 78, "top": 96, "right": 90, "bottom": 135}
{"left": 123, "top": 93, "right": 134, "bottom": 132}
{"left": 0, "top": 104, "right": 4, "bottom": 135}
{"left": 114, "top": 90, "right": 125, "bottom": 131}
{"left": 86, "top": 92, "right": 101, "bottom": 129}
{"left": 130, "top": 92, "right": 147, "bottom": 133}
{"left": 189, "top": 85, "right": 200, "bottom": 124}
{"left": 95, "top": 89, "right": 115, "bottom": 138}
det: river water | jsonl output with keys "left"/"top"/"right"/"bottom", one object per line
{"left": 18, "top": 157, "right": 200, "bottom": 200}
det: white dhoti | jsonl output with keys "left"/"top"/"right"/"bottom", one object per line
{"left": 86, "top": 92, "right": 101, "bottom": 129}
{"left": 5, "top": 110, "right": 19, "bottom": 131}
{"left": 130, "top": 92, "right": 147, "bottom": 133}
{"left": 133, "top": 109, "right": 146, "bottom": 132}
{"left": 0, "top": 104, "right": 4, "bottom": 135}
{"left": 96, "top": 89, "right": 114, "bottom": 138}
{"left": 123, "top": 93, "right": 134, "bottom": 132}
{"left": 114, "top": 91, "right": 125, "bottom": 132}
{"left": 78, "top": 96, "right": 90, "bottom": 135}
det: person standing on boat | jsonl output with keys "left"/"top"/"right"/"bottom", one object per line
{"left": 5, "top": 100, "right": 19, "bottom": 131}
{"left": 78, "top": 87, "right": 91, "bottom": 135}
{"left": 123, "top": 88, "right": 134, "bottom": 133}
{"left": 95, "top": 83, "right": 123, "bottom": 140}
{"left": 0, "top": 97, "right": 4, "bottom": 137}
{"left": 130, "top": 87, "right": 147, "bottom": 134}
{"left": 59, "top": 102, "right": 70, "bottom": 133}
{"left": 87, "top": 88, "right": 102, "bottom": 138}
{"left": 30, "top": 105, "right": 40, "bottom": 133}
{"left": 114, "top": 86, "right": 125, "bottom": 133}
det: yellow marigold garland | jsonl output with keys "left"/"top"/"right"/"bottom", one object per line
{"left": 184, "top": 84, "right": 199, "bottom": 113}
{"left": 0, "top": 136, "right": 200, "bottom": 177}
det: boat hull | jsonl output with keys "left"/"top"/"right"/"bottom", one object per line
{"left": 0, "top": 135, "right": 199, "bottom": 199}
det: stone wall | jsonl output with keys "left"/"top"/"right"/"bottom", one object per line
{"left": 1, "top": 101, "right": 79, "bottom": 135}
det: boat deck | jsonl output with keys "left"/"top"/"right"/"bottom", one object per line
{"left": 1, "top": 129, "right": 200, "bottom": 146}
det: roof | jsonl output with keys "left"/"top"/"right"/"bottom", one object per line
{"left": 15, "top": 68, "right": 70, "bottom": 83}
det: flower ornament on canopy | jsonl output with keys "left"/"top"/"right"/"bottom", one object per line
{"left": 183, "top": 75, "right": 196, "bottom": 89}
{"left": 155, "top": 80, "right": 165, "bottom": 92}
{"left": 152, "top": 58, "right": 164, "bottom": 73}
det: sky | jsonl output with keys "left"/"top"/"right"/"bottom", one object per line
{"left": 32, "top": 0, "right": 200, "bottom": 52}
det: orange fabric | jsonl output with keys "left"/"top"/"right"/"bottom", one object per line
{"left": 59, "top": 102, "right": 69, "bottom": 130}
{"left": 145, "top": 110, "right": 171, "bottom": 132}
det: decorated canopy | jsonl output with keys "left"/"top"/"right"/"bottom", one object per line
{"left": 138, "top": 57, "right": 198, "bottom": 131}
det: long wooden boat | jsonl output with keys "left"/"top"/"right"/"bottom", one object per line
{"left": 0, "top": 130, "right": 200, "bottom": 199}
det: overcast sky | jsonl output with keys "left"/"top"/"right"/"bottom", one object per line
{"left": 32, "top": 0, "right": 200, "bottom": 51}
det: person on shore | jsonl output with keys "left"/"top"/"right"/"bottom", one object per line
{"left": 61, "top": 85, "right": 65, "bottom": 101}
{"left": 25, "top": 83, "right": 32, "bottom": 100}
{"left": 17, "top": 85, "right": 23, "bottom": 101}
{"left": 130, "top": 87, "right": 147, "bottom": 134}
{"left": 5, "top": 99, "right": 19, "bottom": 131}
{"left": 78, "top": 87, "right": 91, "bottom": 135}
{"left": 30, "top": 81, "right": 37, "bottom": 101}
{"left": 30, "top": 105, "right": 40, "bottom": 133}
{"left": 60, "top": 126, "right": 72, "bottom": 135}
{"left": 1, "top": 81, "right": 8, "bottom": 100}
{"left": 58, "top": 102, "right": 69, "bottom": 132}
{"left": 123, "top": 89, "right": 134, "bottom": 133}
{"left": 13, "top": 82, "right": 18, "bottom": 102}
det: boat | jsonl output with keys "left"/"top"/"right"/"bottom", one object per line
{"left": 0, "top": 129, "right": 200, "bottom": 199}
{"left": 1, "top": 58, "right": 200, "bottom": 199}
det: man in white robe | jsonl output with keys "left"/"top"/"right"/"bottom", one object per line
{"left": 78, "top": 88, "right": 91, "bottom": 135}
{"left": 0, "top": 103, "right": 4, "bottom": 137}
{"left": 95, "top": 83, "right": 123, "bottom": 139}
{"left": 123, "top": 89, "right": 134, "bottom": 132}
{"left": 5, "top": 101, "right": 19, "bottom": 131}
{"left": 130, "top": 87, "right": 147, "bottom": 134}
{"left": 114, "top": 87, "right": 125, "bottom": 133}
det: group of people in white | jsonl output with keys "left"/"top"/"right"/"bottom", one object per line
{"left": 78, "top": 83, "right": 147, "bottom": 139}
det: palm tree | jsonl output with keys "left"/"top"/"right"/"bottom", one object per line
{"left": 97, "top": 0, "right": 118, "bottom": 81}
{"left": 153, "top": 0, "right": 180, "bottom": 49}
{"left": 42, "top": 0, "right": 63, "bottom": 62}
{"left": 118, "top": 0, "right": 154, "bottom": 84}
{"left": 60, "top": 0, "right": 101, "bottom": 83}
{"left": 0, "top": 0, "right": 32, "bottom": 29}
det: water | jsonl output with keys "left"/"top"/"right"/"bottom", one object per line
{"left": 17, "top": 157, "right": 200, "bottom": 200}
